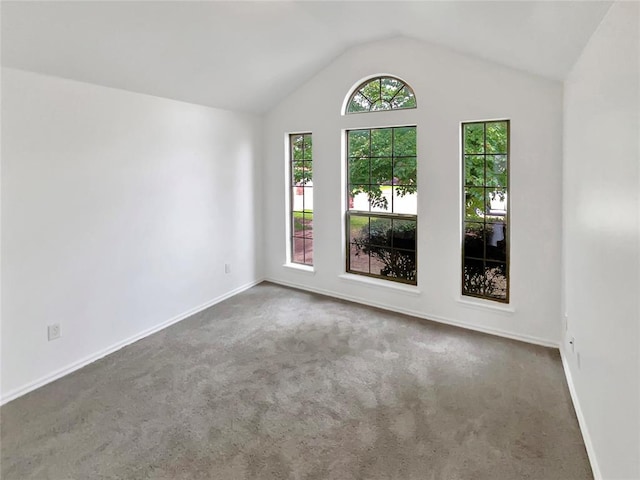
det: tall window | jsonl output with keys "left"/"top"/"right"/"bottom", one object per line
{"left": 462, "top": 120, "right": 509, "bottom": 302}
{"left": 290, "top": 133, "right": 313, "bottom": 265}
{"left": 347, "top": 126, "right": 417, "bottom": 284}
{"left": 346, "top": 76, "right": 416, "bottom": 114}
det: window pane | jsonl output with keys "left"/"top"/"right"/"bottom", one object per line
{"left": 398, "top": 250, "right": 417, "bottom": 281}
{"left": 465, "top": 187, "right": 485, "bottom": 221}
{"left": 370, "top": 249, "right": 416, "bottom": 282}
{"left": 293, "top": 161, "right": 313, "bottom": 186}
{"left": 348, "top": 130, "right": 370, "bottom": 158}
{"left": 371, "top": 100, "right": 392, "bottom": 111}
{"left": 394, "top": 157, "right": 417, "bottom": 187}
{"left": 371, "top": 157, "right": 392, "bottom": 185}
{"left": 465, "top": 155, "right": 485, "bottom": 186}
{"left": 464, "top": 123, "right": 485, "bottom": 154}
{"left": 463, "top": 258, "right": 485, "bottom": 296}
{"left": 486, "top": 155, "right": 507, "bottom": 188}
{"left": 486, "top": 122, "right": 507, "bottom": 154}
{"left": 370, "top": 186, "right": 391, "bottom": 213}
{"left": 349, "top": 244, "right": 370, "bottom": 274}
{"left": 464, "top": 222, "right": 485, "bottom": 259}
{"left": 392, "top": 219, "right": 416, "bottom": 251}
{"left": 305, "top": 161, "right": 313, "bottom": 184}
{"left": 349, "top": 158, "right": 369, "bottom": 185}
{"left": 485, "top": 223, "right": 506, "bottom": 262}
{"left": 369, "top": 248, "right": 391, "bottom": 276}
{"left": 486, "top": 188, "right": 507, "bottom": 220}
{"left": 368, "top": 217, "right": 392, "bottom": 247}
{"left": 485, "top": 262, "right": 507, "bottom": 300}
{"left": 292, "top": 211, "right": 305, "bottom": 237}
{"left": 348, "top": 93, "right": 371, "bottom": 113}
{"left": 393, "top": 127, "right": 417, "bottom": 156}
{"left": 361, "top": 78, "right": 381, "bottom": 103}
{"left": 303, "top": 239, "right": 314, "bottom": 265}
{"left": 392, "top": 188, "right": 417, "bottom": 215}
{"left": 303, "top": 212, "right": 313, "bottom": 238}
{"left": 381, "top": 77, "right": 403, "bottom": 102}
{"left": 303, "top": 138, "right": 313, "bottom": 160}
{"left": 391, "top": 87, "right": 416, "bottom": 109}
{"left": 293, "top": 237, "right": 305, "bottom": 263}
{"left": 291, "top": 187, "right": 304, "bottom": 212}
{"left": 291, "top": 135, "right": 304, "bottom": 160}
{"left": 371, "top": 129, "right": 392, "bottom": 157}
{"left": 349, "top": 187, "right": 370, "bottom": 211}
{"left": 349, "top": 215, "right": 370, "bottom": 244}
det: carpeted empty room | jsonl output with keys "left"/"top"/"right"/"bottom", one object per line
{"left": 3, "top": 1, "right": 639, "bottom": 479}
{"left": 2, "top": 283, "right": 590, "bottom": 479}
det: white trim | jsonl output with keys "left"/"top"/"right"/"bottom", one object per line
{"left": 267, "top": 278, "right": 558, "bottom": 348}
{"left": 0, "top": 279, "right": 263, "bottom": 406}
{"left": 560, "top": 348, "right": 601, "bottom": 480}
{"left": 457, "top": 297, "right": 516, "bottom": 314}
{"left": 283, "top": 263, "right": 315, "bottom": 274}
{"left": 338, "top": 273, "right": 421, "bottom": 296}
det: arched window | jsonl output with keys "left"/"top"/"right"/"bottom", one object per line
{"left": 345, "top": 76, "right": 416, "bottom": 114}
{"left": 345, "top": 75, "right": 418, "bottom": 285}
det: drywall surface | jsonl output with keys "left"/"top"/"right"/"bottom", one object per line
{"left": 1, "top": 68, "right": 263, "bottom": 400}
{"left": 563, "top": 2, "right": 640, "bottom": 478}
{"left": 264, "top": 37, "right": 563, "bottom": 346}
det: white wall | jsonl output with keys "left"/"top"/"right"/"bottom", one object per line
{"left": 563, "top": 2, "right": 640, "bottom": 478}
{"left": 1, "top": 68, "right": 263, "bottom": 401}
{"left": 264, "top": 37, "right": 564, "bottom": 346}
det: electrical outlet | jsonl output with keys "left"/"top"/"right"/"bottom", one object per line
{"left": 224, "top": 263, "right": 231, "bottom": 274}
{"left": 48, "top": 324, "right": 61, "bottom": 341}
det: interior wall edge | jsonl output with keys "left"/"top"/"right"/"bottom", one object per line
{"left": 559, "top": 348, "right": 601, "bottom": 480}
{"left": 265, "top": 278, "right": 559, "bottom": 349}
{"left": 0, "top": 278, "right": 264, "bottom": 406}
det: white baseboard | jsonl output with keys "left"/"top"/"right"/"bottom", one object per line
{"left": 265, "top": 278, "right": 559, "bottom": 348}
{"left": 560, "top": 348, "right": 601, "bottom": 480}
{"left": 1, "top": 279, "right": 263, "bottom": 406}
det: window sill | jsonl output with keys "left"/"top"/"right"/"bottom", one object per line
{"left": 283, "top": 263, "right": 315, "bottom": 274}
{"left": 457, "top": 297, "right": 515, "bottom": 314}
{"left": 338, "top": 274, "right": 421, "bottom": 296}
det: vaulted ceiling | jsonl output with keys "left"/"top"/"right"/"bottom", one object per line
{"left": 1, "top": 1, "right": 612, "bottom": 113}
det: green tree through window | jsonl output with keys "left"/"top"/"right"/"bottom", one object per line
{"left": 346, "top": 77, "right": 416, "bottom": 114}
{"left": 347, "top": 126, "right": 417, "bottom": 284}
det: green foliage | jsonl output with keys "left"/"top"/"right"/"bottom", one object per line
{"left": 291, "top": 134, "right": 312, "bottom": 185}
{"left": 463, "top": 122, "right": 508, "bottom": 220}
{"left": 347, "top": 127, "right": 417, "bottom": 211}
{"left": 347, "top": 77, "right": 416, "bottom": 113}
{"left": 352, "top": 217, "right": 416, "bottom": 282}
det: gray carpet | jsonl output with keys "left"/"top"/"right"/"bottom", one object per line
{"left": 2, "top": 282, "right": 591, "bottom": 479}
